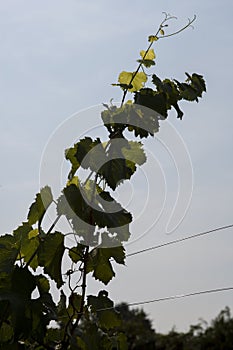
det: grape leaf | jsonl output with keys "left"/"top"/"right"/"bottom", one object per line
{"left": 99, "top": 158, "right": 135, "bottom": 190}
{"left": 27, "top": 186, "right": 53, "bottom": 225}
{"left": 73, "top": 137, "right": 106, "bottom": 173}
{"left": 135, "top": 88, "right": 168, "bottom": 117}
{"left": 65, "top": 144, "right": 80, "bottom": 179}
{"left": 89, "top": 243, "right": 125, "bottom": 284}
{"left": 121, "top": 141, "right": 146, "bottom": 166}
{"left": 88, "top": 290, "right": 121, "bottom": 329}
{"left": 140, "top": 49, "right": 156, "bottom": 60}
{"left": 69, "top": 244, "right": 85, "bottom": 263}
{"left": 13, "top": 223, "right": 39, "bottom": 270}
{"left": 37, "top": 232, "right": 65, "bottom": 288}
{"left": 36, "top": 275, "right": 50, "bottom": 294}
{"left": 118, "top": 71, "right": 147, "bottom": 92}
{"left": 137, "top": 58, "right": 155, "bottom": 68}
{"left": 0, "top": 235, "right": 19, "bottom": 273}
{"left": 148, "top": 35, "right": 158, "bottom": 42}
{"left": 57, "top": 183, "right": 132, "bottom": 243}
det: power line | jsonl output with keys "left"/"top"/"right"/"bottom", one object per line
{"left": 127, "top": 286, "right": 233, "bottom": 307}
{"left": 95, "top": 286, "right": 233, "bottom": 313}
{"left": 126, "top": 224, "right": 233, "bottom": 258}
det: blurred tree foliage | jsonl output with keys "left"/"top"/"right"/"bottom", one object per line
{"left": 106, "top": 304, "right": 233, "bottom": 350}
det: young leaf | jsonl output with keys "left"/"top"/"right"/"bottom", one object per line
{"left": 140, "top": 49, "right": 156, "bottom": 60}
{"left": 148, "top": 35, "right": 158, "bottom": 42}
{"left": 160, "top": 29, "right": 165, "bottom": 35}
{"left": 118, "top": 71, "right": 147, "bottom": 92}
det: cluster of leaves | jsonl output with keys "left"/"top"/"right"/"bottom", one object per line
{"left": 0, "top": 13, "right": 206, "bottom": 349}
{"left": 0, "top": 185, "right": 129, "bottom": 348}
{"left": 113, "top": 47, "right": 206, "bottom": 120}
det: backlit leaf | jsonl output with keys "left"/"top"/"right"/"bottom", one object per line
{"left": 13, "top": 223, "right": 39, "bottom": 270}
{"left": 121, "top": 141, "right": 146, "bottom": 166}
{"left": 137, "top": 58, "right": 155, "bottom": 68}
{"left": 27, "top": 186, "right": 53, "bottom": 225}
{"left": 65, "top": 145, "right": 80, "bottom": 179}
{"left": 140, "top": 49, "right": 156, "bottom": 60}
{"left": 118, "top": 71, "right": 147, "bottom": 92}
{"left": 89, "top": 243, "right": 125, "bottom": 284}
{"left": 38, "top": 232, "right": 65, "bottom": 288}
{"left": 148, "top": 35, "right": 158, "bottom": 42}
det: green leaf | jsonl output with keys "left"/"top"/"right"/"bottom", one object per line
{"left": 118, "top": 71, "right": 147, "bottom": 92}
{"left": 89, "top": 244, "right": 125, "bottom": 284}
{"left": 11, "top": 266, "right": 36, "bottom": 298}
{"left": 137, "top": 58, "right": 155, "bottom": 68}
{"left": 160, "top": 29, "right": 165, "bottom": 35}
{"left": 57, "top": 182, "right": 96, "bottom": 241}
{"left": 67, "top": 292, "right": 82, "bottom": 316}
{"left": 148, "top": 35, "right": 158, "bottom": 42}
{"left": 27, "top": 186, "right": 53, "bottom": 225}
{"left": 36, "top": 275, "right": 50, "bottom": 294}
{"left": 13, "top": 223, "right": 39, "bottom": 270}
{"left": 69, "top": 244, "right": 85, "bottom": 263}
{"left": 69, "top": 137, "right": 106, "bottom": 174}
{"left": 121, "top": 141, "right": 146, "bottom": 166}
{"left": 88, "top": 290, "right": 121, "bottom": 329}
{"left": 0, "top": 266, "right": 38, "bottom": 340}
{"left": 99, "top": 158, "right": 136, "bottom": 190}
{"left": 174, "top": 73, "right": 206, "bottom": 103}
{"left": 38, "top": 232, "right": 65, "bottom": 288}
{"left": 186, "top": 72, "right": 206, "bottom": 93}
{"left": 0, "top": 235, "right": 19, "bottom": 273}
{"left": 115, "top": 332, "right": 128, "bottom": 350}
{"left": 67, "top": 137, "right": 112, "bottom": 181}
{"left": 140, "top": 49, "right": 156, "bottom": 60}
{"left": 58, "top": 183, "right": 132, "bottom": 243}
{"left": 65, "top": 144, "right": 80, "bottom": 179}
{"left": 0, "top": 322, "right": 14, "bottom": 343}
{"left": 135, "top": 87, "right": 168, "bottom": 118}
{"left": 90, "top": 248, "right": 115, "bottom": 284}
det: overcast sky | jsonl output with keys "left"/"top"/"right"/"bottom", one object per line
{"left": 1, "top": 0, "right": 233, "bottom": 333}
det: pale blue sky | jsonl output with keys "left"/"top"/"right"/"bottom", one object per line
{"left": 1, "top": 0, "right": 233, "bottom": 332}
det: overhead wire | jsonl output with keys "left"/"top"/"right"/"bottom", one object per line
{"left": 126, "top": 223, "right": 233, "bottom": 258}
{"left": 96, "top": 286, "right": 233, "bottom": 312}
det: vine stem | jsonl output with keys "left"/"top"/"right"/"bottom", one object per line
{"left": 70, "top": 245, "right": 89, "bottom": 335}
{"left": 120, "top": 14, "right": 196, "bottom": 106}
